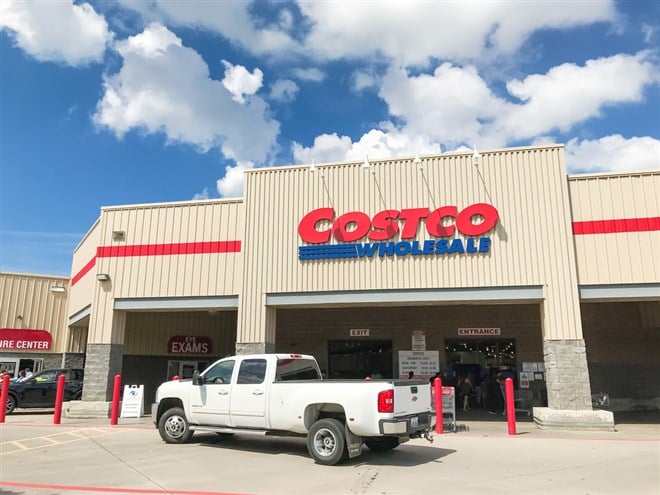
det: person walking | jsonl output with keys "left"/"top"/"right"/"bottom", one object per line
{"left": 460, "top": 376, "right": 473, "bottom": 412}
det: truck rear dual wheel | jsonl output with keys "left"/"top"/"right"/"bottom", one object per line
{"left": 158, "top": 407, "right": 193, "bottom": 444}
{"left": 307, "top": 418, "right": 349, "bottom": 466}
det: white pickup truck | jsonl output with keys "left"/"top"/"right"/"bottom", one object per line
{"left": 152, "top": 353, "right": 435, "bottom": 465}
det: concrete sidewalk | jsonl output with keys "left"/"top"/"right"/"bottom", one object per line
{"left": 2, "top": 410, "right": 659, "bottom": 495}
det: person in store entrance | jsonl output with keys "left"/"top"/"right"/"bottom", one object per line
{"left": 460, "top": 376, "right": 474, "bottom": 412}
{"left": 487, "top": 373, "right": 505, "bottom": 415}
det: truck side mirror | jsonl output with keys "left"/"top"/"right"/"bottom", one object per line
{"left": 192, "top": 370, "right": 202, "bottom": 385}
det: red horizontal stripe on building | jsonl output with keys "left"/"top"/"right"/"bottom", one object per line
{"left": 96, "top": 241, "right": 241, "bottom": 258}
{"left": 572, "top": 217, "right": 660, "bottom": 235}
{"left": 71, "top": 241, "right": 241, "bottom": 286}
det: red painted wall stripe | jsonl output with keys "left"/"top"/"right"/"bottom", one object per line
{"left": 96, "top": 240, "right": 241, "bottom": 258}
{"left": 572, "top": 216, "right": 660, "bottom": 235}
{"left": 71, "top": 256, "right": 96, "bottom": 286}
{"left": 71, "top": 241, "right": 240, "bottom": 286}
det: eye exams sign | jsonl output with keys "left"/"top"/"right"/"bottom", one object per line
{"left": 298, "top": 203, "right": 498, "bottom": 260}
{"left": 168, "top": 336, "right": 212, "bottom": 355}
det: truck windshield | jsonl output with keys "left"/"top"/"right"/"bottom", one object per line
{"left": 275, "top": 358, "right": 321, "bottom": 381}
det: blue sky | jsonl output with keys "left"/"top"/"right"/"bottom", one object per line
{"left": 1, "top": 0, "right": 659, "bottom": 277}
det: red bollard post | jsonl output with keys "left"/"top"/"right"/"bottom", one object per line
{"left": 0, "top": 374, "right": 10, "bottom": 423}
{"left": 505, "top": 377, "right": 517, "bottom": 436}
{"left": 434, "top": 377, "right": 443, "bottom": 434}
{"left": 172, "top": 375, "right": 180, "bottom": 381}
{"left": 110, "top": 374, "right": 121, "bottom": 426}
{"left": 53, "top": 374, "right": 66, "bottom": 424}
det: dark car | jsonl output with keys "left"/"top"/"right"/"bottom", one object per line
{"left": 2, "top": 368, "right": 84, "bottom": 414}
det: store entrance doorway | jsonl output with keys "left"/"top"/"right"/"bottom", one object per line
{"left": 328, "top": 340, "right": 392, "bottom": 379}
{"left": 166, "top": 360, "right": 209, "bottom": 380}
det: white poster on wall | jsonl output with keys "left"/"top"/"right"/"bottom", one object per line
{"left": 411, "top": 330, "right": 426, "bottom": 351}
{"left": 398, "top": 350, "right": 439, "bottom": 379}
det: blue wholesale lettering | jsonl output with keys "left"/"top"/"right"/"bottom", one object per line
{"left": 299, "top": 237, "right": 492, "bottom": 260}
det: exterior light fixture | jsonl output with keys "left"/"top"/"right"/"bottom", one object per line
{"left": 413, "top": 154, "right": 422, "bottom": 167}
{"left": 309, "top": 160, "right": 316, "bottom": 173}
{"left": 361, "top": 156, "right": 371, "bottom": 169}
{"left": 97, "top": 273, "right": 110, "bottom": 282}
{"left": 50, "top": 285, "right": 66, "bottom": 293}
{"left": 472, "top": 146, "right": 481, "bottom": 166}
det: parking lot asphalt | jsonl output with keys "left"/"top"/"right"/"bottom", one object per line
{"left": 1, "top": 409, "right": 659, "bottom": 495}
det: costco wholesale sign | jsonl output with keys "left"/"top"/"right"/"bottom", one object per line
{"left": 0, "top": 329, "right": 52, "bottom": 350}
{"left": 298, "top": 203, "right": 498, "bottom": 260}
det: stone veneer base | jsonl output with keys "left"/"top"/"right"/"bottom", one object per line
{"left": 64, "top": 401, "right": 112, "bottom": 419}
{"left": 533, "top": 407, "right": 615, "bottom": 431}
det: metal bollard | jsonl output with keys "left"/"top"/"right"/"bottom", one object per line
{"left": 434, "top": 378, "right": 443, "bottom": 434}
{"left": 505, "top": 377, "right": 517, "bottom": 435}
{"left": 0, "top": 374, "right": 10, "bottom": 423}
{"left": 53, "top": 374, "right": 66, "bottom": 424}
{"left": 110, "top": 374, "right": 121, "bottom": 425}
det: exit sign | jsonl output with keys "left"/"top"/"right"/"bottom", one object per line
{"left": 350, "top": 329, "right": 370, "bottom": 337}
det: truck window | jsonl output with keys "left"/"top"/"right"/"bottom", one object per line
{"left": 275, "top": 358, "right": 321, "bottom": 381}
{"left": 204, "top": 360, "right": 235, "bottom": 385}
{"left": 237, "top": 359, "right": 267, "bottom": 384}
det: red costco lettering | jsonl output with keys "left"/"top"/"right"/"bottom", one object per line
{"left": 298, "top": 204, "right": 498, "bottom": 244}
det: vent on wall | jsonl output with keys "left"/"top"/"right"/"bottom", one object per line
{"left": 112, "top": 230, "right": 125, "bottom": 241}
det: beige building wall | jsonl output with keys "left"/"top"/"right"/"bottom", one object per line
{"left": 70, "top": 220, "right": 100, "bottom": 318}
{"left": 0, "top": 271, "right": 69, "bottom": 353}
{"left": 569, "top": 171, "right": 660, "bottom": 284}
{"left": 84, "top": 199, "right": 243, "bottom": 345}
{"left": 240, "top": 145, "right": 582, "bottom": 344}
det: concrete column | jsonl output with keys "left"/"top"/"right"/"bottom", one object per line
{"left": 534, "top": 339, "right": 614, "bottom": 430}
{"left": 235, "top": 305, "right": 276, "bottom": 355}
{"left": 543, "top": 339, "right": 592, "bottom": 410}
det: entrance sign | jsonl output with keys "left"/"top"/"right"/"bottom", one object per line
{"left": 349, "top": 329, "right": 369, "bottom": 337}
{"left": 168, "top": 336, "right": 212, "bottom": 354}
{"left": 458, "top": 327, "right": 501, "bottom": 336}
{"left": 120, "top": 385, "right": 144, "bottom": 418}
{"left": 398, "top": 351, "right": 439, "bottom": 379}
{"left": 0, "top": 329, "right": 52, "bottom": 350}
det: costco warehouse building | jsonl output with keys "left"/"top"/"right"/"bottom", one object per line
{"left": 1, "top": 145, "right": 659, "bottom": 430}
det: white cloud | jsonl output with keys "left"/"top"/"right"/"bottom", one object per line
{"left": 291, "top": 67, "right": 325, "bottom": 82}
{"left": 375, "top": 52, "right": 658, "bottom": 149}
{"left": 270, "top": 79, "right": 299, "bottom": 102}
{"left": 216, "top": 161, "right": 254, "bottom": 198}
{"left": 192, "top": 188, "right": 210, "bottom": 200}
{"left": 565, "top": 135, "right": 660, "bottom": 173}
{"left": 93, "top": 23, "right": 279, "bottom": 165}
{"left": 292, "top": 125, "right": 441, "bottom": 165}
{"left": 379, "top": 64, "right": 507, "bottom": 149}
{"left": 298, "top": 1, "right": 616, "bottom": 65}
{"left": 221, "top": 60, "right": 264, "bottom": 104}
{"left": 116, "top": 0, "right": 296, "bottom": 55}
{"left": 351, "top": 70, "right": 379, "bottom": 92}
{"left": 501, "top": 51, "right": 658, "bottom": 139}
{"left": 0, "top": 0, "right": 112, "bottom": 66}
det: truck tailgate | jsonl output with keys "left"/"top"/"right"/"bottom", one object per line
{"left": 393, "top": 380, "right": 432, "bottom": 416}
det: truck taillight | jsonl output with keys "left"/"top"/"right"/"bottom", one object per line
{"left": 377, "top": 389, "right": 394, "bottom": 413}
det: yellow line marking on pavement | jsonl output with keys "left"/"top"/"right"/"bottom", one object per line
{"left": 0, "top": 427, "right": 136, "bottom": 456}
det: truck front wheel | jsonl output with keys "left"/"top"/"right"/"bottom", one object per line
{"left": 158, "top": 407, "right": 193, "bottom": 444}
{"left": 364, "top": 436, "right": 400, "bottom": 452}
{"left": 307, "top": 418, "right": 348, "bottom": 465}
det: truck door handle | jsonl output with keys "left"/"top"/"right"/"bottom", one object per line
{"left": 218, "top": 390, "right": 229, "bottom": 395}
{"left": 253, "top": 390, "right": 264, "bottom": 396}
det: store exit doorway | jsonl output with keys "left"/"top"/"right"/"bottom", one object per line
{"left": 328, "top": 340, "right": 392, "bottom": 379}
